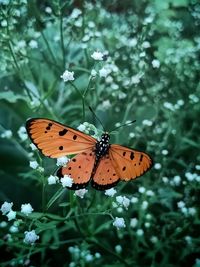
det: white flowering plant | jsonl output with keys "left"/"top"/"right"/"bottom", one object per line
{"left": 0, "top": 1, "right": 200, "bottom": 267}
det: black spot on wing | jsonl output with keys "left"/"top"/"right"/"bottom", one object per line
{"left": 59, "top": 129, "right": 68, "bottom": 136}
{"left": 140, "top": 154, "right": 143, "bottom": 162}
{"left": 59, "top": 146, "right": 63, "bottom": 150}
{"left": 130, "top": 152, "right": 135, "bottom": 160}
{"left": 73, "top": 135, "right": 77, "bottom": 140}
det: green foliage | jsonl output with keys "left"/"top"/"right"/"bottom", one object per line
{"left": 0, "top": 0, "right": 200, "bottom": 266}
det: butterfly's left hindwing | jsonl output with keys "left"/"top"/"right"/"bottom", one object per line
{"left": 57, "top": 149, "right": 95, "bottom": 190}
{"left": 109, "top": 144, "right": 153, "bottom": 181}
{"left": 26, "top": 118, "right": 96, "bottom": 158}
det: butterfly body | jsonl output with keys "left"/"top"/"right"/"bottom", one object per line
{"left": 26, "top": 118, "right": 153, "bottom": 190}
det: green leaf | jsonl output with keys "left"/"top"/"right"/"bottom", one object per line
{"left": 0, "top": 91, "right": 26, "bottom": 103}
{"left": 46, "top": 188, "right": 66, "bottom": 210}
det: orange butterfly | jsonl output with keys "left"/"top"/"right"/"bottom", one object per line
{"left": 26, "top": 118, "right": 153, "bottom": 190}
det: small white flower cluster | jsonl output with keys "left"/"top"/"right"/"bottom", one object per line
{"left": 24, "top": 230, "right": 39, "bottom": 245}
{"left": 0, "top": 130, "right": 13, "bottom": 139}
{"left": 177, "top": 201, "right": 196, "bottom": 216}
{"left": 48, "top": 175, "right": 59, "bottom": 185}
{"left": 60, "top": 175, "right": 74, "bottom": 188}
{"left": 138, "top": 187, "right": 155, "bottom": 197}
{"left": 1, "top": 201, "right": 34, "bottom": 221}
{"left": 56, "top": 156, "right": 70, "bottom": 167}
{"left": 0, "top": 202, "right": 16, "bottom": 221}
{"left": 185, "top": 172, "right": 200, "bottom": 182}
{"left": 29, "top": 160, "right": 44, "bottom": 172}
{"left": 68, "top": 245, "right": 101, "bottom": 265}
{"left": 91, "top": 51, "right": 104, "bottom": 61}
{"left": 21, "top": 203, "right": 34, "bottom": 216}
{"left": 60, "top": 70, "right": 75, "bottom": 82}
{"left": 113, "top": 217, "right": 126, "bottom": 229}
{"left": 163, "top": 99, "right": 185, "bottom": 112}
{"left": 18, "top": 126, "right": 28, "bottom": 141}
{"left": 74, "top": 189, "right": 88, "bottom": 199}
{"left": 189, "top": 94, "right": 199, "bottom": 104}
{"left": 142, "top": 119, "right": 153, "bottom": 126}
{"left": 77, "top": 122, "right": 102, "bottom": 139}
{"left": 104, "top": 188, "right": 117, "bottom": 197}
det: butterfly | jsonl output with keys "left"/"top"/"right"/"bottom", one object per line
{"left": 26, "top": 118, "right": 153, "bottom": 190}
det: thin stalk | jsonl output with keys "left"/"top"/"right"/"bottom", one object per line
{"left": 41, "top": 31, "right": 57, "bottom": 66}
{"left": 60, "top": 11, "right": 65, "bottom": 68}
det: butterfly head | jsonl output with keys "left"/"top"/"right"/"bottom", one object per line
{"left": 100, "top": 132, "right": 110, "bottom": 143}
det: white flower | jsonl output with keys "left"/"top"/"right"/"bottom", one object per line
{"left": 116, "top": 196, "right": 123, "bottom": 204}
{"left": 74, "top": 189, "right": 88, "bottom": 198}
{"left": 24, "top": 230, "right": 39, "bottom": 245}
{"left": 61, "top": 175, "right": 73, "bottom": 187}
{"left": 115, "top": 245, "right": 122, "bottom": 253}
{"left": 1, "top": 202, "right": 13, "bottom": 215}
{"left": 56, "top": 156, "right": 70, "bottom": 167}
{"left": 145, "top": 222, "right": 151, "bottom": 228}
{"left": 18, "top": 126, "right": 28, "bottom": 141}
{"left": 1, "top": 130, "right": 12, "bottom": 139}
{"left": 70, "top": 8, "right": 82, "bottom": 19}
{"left": 138, "top": 187, "right": 146, "bottom": 193}
{"left": 9, "top": 225, "right": 19, "bottom": 233}
{"left": 77, "top": 124, "right": 86, "bottom": 132}
{"left": 136, "top": 229, "right": 144, "bottom": 236}
{"left": 162, "top": 149, "right": 168, "bottom": 155}
{"left": 21, "top": 204, "right": 34, "bottom": 216}
{"left": 30, "top": 143, "right": 37, "bottom": 151}
{"left": 173, "top": 175, "right": 181, "bottom": 185}
{"left": 99, "top": 67, "right": 111, "bottom": 78}
{"left": 130, "top": 218, "right": 138, "bottom": 228}
{"left": 142, "top": 119, "right": 153, "bottom": 126}
{"left": 85, "top": 254, "right": 93, "bottom": 262}
{"left": 105, "top": 188, "right": 117, "bottom": 197}
{"left": 29, "top": 40, "right": 38, "bottom": 49}
{"left": 141, "top": 201, "right": 148, "bottom": 210}
{"left": 29, "top": 161, "right": 39, "bottom": 169}
{"left": 45, "top": 6, "right": 52, "bottom": 13}
{"left": 113, "top": 217, "right": 126, "bottom": 229}
{"left": 130, "top": 197, "right": 138, "bottom": 203}
{"left": 162, "top": 177, "right": 169, "bottom": 183}
{"left": 122, "top": 196, "right": 130, "bottom": 209}
{"left": 7, "top": 210, "right": 16, "bottom": 221}
{"left": 91, "top": 69, "right": 97, "bottom": 77}
{"left": 177, "top": 201, "right": 185, "bottom": 208}
{"left": 142, "top": 41, "right": 150, "bottom": 48}
{"left": 146, "top": 190, "right": 154, "bottom": 196}
{"left": 60, "top": 70, "right": 75, "bottom": 82}
{"left": 152, "top": 59, "right": 160, "bottom": 68}
{"left": 0, "top": 221, "right": 7, "bottom": 228}
{"left": 150, "top": 236, "right": 158, "bottom": 243}
{"left": 154, "top": 163, "right": 161, "bottom": 170}
{"left": 91, "top": 51, "right": 104, "bottom": 61}
{"left": 48, "top": 175, "right": 59, "bottom": 185}
{"left": 101, "top": 100, "right": 111, "bottom": 110}
{"left": 185, "top": 172, "right": 195, "bottom": 181}
{"left": 95, "top": 252, "right": 101, "bottom": 259}
{"left": 195, "top": 165, "right": 200, "bottom": 170}
{"left": 188, "top": 207, "right": 196, "bottom": 216}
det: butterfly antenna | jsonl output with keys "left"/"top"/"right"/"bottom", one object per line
{"left": 89, "top": 106, "right": 106, "bottom": 132}
{"left": 110, "top": 120, "right": 136, "bottom": 133}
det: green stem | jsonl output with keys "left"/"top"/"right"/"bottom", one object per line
{"left": 60, "top": 11, "right": 65, "bottom": 68}
{"left": 41, "top": 31, "right": 57, "bottom": 66}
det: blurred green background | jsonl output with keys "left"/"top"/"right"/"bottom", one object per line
{"left": 0, "top": 0, "right": 200, "bottom": 266}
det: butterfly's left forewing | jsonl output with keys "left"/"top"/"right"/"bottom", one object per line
{"left": 26, "top": 118, "right": 96, "bottom": 158}
{"left": 109, "top": 144, "right": 153, "bottom": 181}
